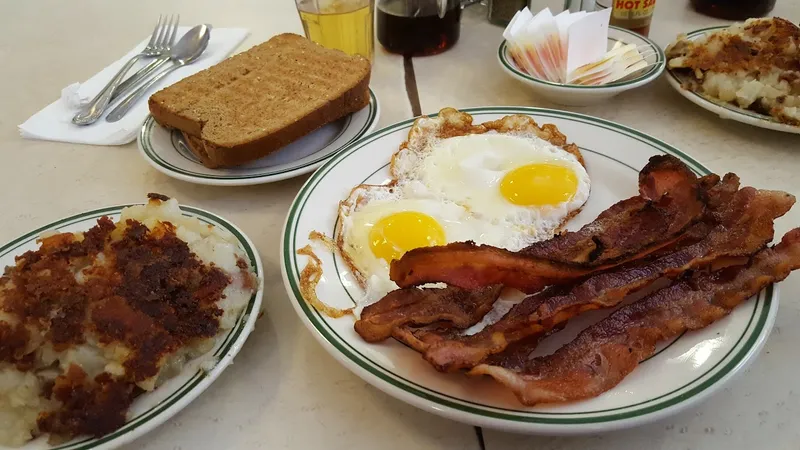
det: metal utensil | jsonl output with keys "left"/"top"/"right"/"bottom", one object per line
{"left": 105, "top": 24, "right": 211, "bottom": 123}
{"left": 72, "top": 14, "right": 179, "bottom": 126}
{"left": 113, "top": 57, "right": 171, "bottom": 100}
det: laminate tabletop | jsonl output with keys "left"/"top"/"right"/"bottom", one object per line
{"left": 1, "top": 1, "right": 798, "bottom": 449}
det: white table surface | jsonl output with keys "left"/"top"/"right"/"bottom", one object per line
{"left": 1, "top": 1, "right": 799, "bottom": 449}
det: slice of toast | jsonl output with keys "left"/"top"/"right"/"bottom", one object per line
{"left": 148, "top": 33, "right": 371, "bottom": 168}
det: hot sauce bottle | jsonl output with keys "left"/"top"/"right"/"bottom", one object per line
{"left": 610, "top": 0, "right": 656, "bottom": 37}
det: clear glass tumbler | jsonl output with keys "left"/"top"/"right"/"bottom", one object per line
{"left": 295, "top": 0, "right": 375, "bottom": 61}
{"left": 376, "top": 0, "right": 462, "bottom": 56}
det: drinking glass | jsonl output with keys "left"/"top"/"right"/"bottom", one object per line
{"left": 377, "top": 0, "right": 465, "bottom": 56}
{"left": 295, "top": 0, "right": 375, "bottom": 61}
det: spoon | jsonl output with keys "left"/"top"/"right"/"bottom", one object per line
{"left": 105, "top": 24, "right": 211, "bottom": 123}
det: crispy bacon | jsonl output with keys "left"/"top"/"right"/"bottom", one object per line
{"left": 391, "top": 286, "right": 568, "bottom": 353}
{"left": 419, "top": 187, "right": 794, "bottom": 372}
{"left": 705, "top": 173, "right": 741, "bottom": 211}
{"left": 353, "top": 285, "right": 503, "bottom": 342}
{"left": 469, "top": 228, "right": 800, "bottom": 406}
{"left": 392, "top": 323, "right": 462, "bottom": 354}
{"left": 523, "top": 155, "right": 709, "bottom": 263}
{"left": 370, "top": 173, "right": 739, "bottom": 363}
{"left": 382, "top": 174, "right": 739, "bottom": 353}
{"left": 390, "top": 155, "right": 710, "bottom": 293}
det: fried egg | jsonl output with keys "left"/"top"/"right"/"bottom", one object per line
{"left": 339, "top": 186, "right": 534, "bottom": 279}
{"left": 393, "top": 133, "right": 590, "bottom": 241}
{"left": 337, "top": 185, "right": 538, "bottom": 310}
{"left": 333, "top": 108, "right": 590, "bottom": 313}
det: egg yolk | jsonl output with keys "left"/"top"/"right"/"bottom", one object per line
{"left": 368, "top": 211, "right": 446, "bottom": 264}
{"left": 499, "top": 163, "right": 578, "bottom": 206}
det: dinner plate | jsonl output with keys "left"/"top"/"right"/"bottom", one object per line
{"left": 137, "top": 88, "right": 380, "bottom": 186}
{"left": 665, "top": 26, "right": 800, "bottom": 135}
{"left": 1, "top": 204, "right": 264, "bottom": 450}
{"left": 280, "top": 107, "right": 780, "bottom": 434}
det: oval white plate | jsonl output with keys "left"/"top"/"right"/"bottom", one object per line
{"left": 498, "top": 27, "right": 666, "bottom": 106}
{"left": 137, "top": 88, "right": 380, "bottom": 186}
{"left": 281, "top": 107, "right": 780, "bottom": 435}
{"left": 1, "top": 204, "right": 264, "bottom": 450}
{"left": 665, "top": 26, "right": 800, "bottom": 135}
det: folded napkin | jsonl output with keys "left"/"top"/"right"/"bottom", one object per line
{"left": 19, "top": 26, "right": 249, "bottom": 146}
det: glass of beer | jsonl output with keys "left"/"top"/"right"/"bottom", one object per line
{"left": 295, "top": 0, "right": 375, "bottom": 61}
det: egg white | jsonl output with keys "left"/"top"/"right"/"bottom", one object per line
{"left": 339, "top": 132, "right": 590, "bottom": 313}
{"left": 393, "top": 133, "right": 591, "bottom": 241}
{"left": 340, "top": 189, "right": 528, "bottom": 283}
{"left": 338, "top": 185, "right": 537, "bottom": 312}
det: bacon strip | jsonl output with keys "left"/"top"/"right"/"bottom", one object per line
{"left": 381, "top": 174, "right": 735, "bottom": 358}
{"left": 392, "top": 323, "right": 464, "bottom": 354}
{"left": 353, "top": 285, "right": 502, "bottom": 342}
{"left": 390, "top": 155, "right": 709, "bottom": 293}
{"left": 522, "top": 155, "right": 709, "bottom": 263}
{"left": 375, "top": 173, "right": 736, "bottom": 359}
{"left": 469, "top": 228, "right": 800, "bottom": 406}
{"left": 418, "top": 187, "right": 794, "bottom": 372}
{"left": 391, "top": 286, "right": 567, "bottom": 353}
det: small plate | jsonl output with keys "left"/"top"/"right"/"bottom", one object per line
{"left": 1, "top": 204, "right": 264, "bottom": 450}
{"left": 498, "top": 27, "right": 666, "bottom": 106}
{"left": 281, "top": 107, "right": 779, "bottom": 435}
{"left": 138, "top": 88, "right": 380, "bottom": 185}
{"left": 665, "top": 26, "right": 800, "bottom": 135}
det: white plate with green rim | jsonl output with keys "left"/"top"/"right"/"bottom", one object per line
{"left": 137, "top": 88, "right": 380, "bottom": 186}
{"left": 665, "top": 26, "right": 800, "bottom": 135}
{"left": 498, "top": 27, "right": 666, "bottom": 106}
{"left": 280, "top": 106, "right": 780, "bottom": 434}
{"left": 1, "top": 203, "right": 263, "bottom": 450}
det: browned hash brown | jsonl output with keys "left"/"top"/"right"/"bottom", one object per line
{"left": 0, "top": 197, "right": 257, "bottom": 446}
{"left": 666, "top": 18, "right": 800, "bottom": 125}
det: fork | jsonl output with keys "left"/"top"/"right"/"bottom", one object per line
{"left": 72, "top": 14, "right": 179, "bottom": 126}
{"left": 113, "top": 19, "right": 180, "bottom": 100}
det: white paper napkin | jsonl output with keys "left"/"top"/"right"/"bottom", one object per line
{"left": 565, "top": 8, "right": 611, "bottom": 77}
{"left": 19, "top": 26, "right": 250, "bottom": 146}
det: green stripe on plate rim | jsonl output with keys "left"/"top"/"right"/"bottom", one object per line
{"left": 498, "top": 26, "right": 666, "bottom": 89}
{"left": 0, "top": 205, "right": 260, "bottom": 449}
{"left": 140, "top": 88, "right": 378, "bottom": 180}
{"left": 282, "top": 106, "right": 776, "bottom": 424}
{"left": 665, "top": 26, "right": 785, "bottom": 123}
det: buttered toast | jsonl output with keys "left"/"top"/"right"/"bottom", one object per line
{"left": 148, "top": 33, "right": 371, "bottom": 168}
